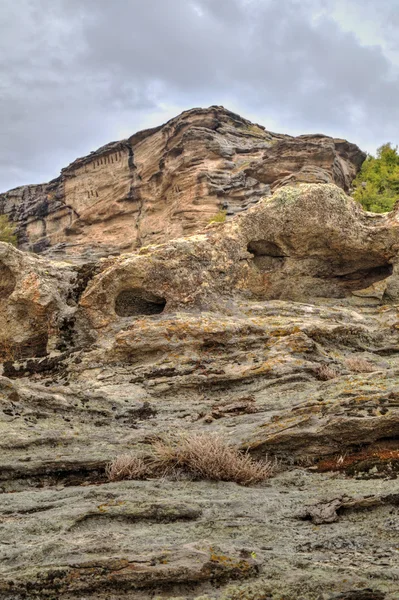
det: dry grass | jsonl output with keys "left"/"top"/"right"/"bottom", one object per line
{"left": 106, "top": 432, "right": 274, "bottom": 486}
{"left": 151, "top": 432, "right": 273, "bottom": 485}
{"left": 345, "top": 357, "right": 375, "bottom": 373}
{"left": 105, "top": 454, "right": 149, "bottom": 482}
{"left": 316, "top": 364, "right": 340, "bottom": 381}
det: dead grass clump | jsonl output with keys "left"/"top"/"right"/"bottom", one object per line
{"left": 106, "top": 454, "right": 149, "bottom": 482}
{"left": 316, "top": 364, "right": 340, "bottom": 381}
{"left": 345, "top": 357, "right": 375, "bottom": 373}
{"left": 151, "top": 432, "right": 273, "bottom": 485}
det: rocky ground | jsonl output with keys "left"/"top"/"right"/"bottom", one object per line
{"left": 1, "top": 294, "right": 399, "bottom": 599}
{"left": 0, "top": 121, "right": 398, "bottom": 599}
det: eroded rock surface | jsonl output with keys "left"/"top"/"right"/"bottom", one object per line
{"left": 0, "top": 107, "right": 365, "bottom": 257}
{"left": 1, "top": 183, "right": 399, "bottom": 598}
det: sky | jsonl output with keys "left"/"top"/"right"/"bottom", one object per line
{"left": 1, "top": 0, "right": 399, "bottom": 192}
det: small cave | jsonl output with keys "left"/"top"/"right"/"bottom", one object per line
{"left": 115, "top": 288, "right": 166, "bottom": 317}
{"left": 332, "top": 263, "right": 393, "bottom": 293}
{"left": 0, "top": 263, "right": 16, "bottom": 298}
{"left": 247, "top": 240, "right": 286, "bottom": 271}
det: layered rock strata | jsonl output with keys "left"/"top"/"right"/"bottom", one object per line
{"left": 0, "top": 107, "right": 366, "bottom": 257}
{"left": 0, "top": 184, "right": 399, "bottom": 598}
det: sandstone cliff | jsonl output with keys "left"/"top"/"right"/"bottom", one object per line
{"left": 0, "top": 106, "right": 365, "bottom": 257}
{"left": 0, "top": 181, "right": 399, "bottom": 599}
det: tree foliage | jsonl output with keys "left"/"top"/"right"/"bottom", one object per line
{"left": 352, "top": 143, "right": 399, "bottom": 213}
{"left": 0, "top": 214, "right": 17, "bottom": 245}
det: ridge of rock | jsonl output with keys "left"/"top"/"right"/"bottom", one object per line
{"left": 0, "top": 106, "right": 366, "bottom": 258}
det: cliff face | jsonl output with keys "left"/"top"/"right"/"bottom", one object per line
{"left": 0, "top": 106, "right": 366, "bottom": 257}
{"left": 1, "top": 182, "right": 399, "bottom": 599}
{"left": 2, "top": 110, "right": 397, "bottom": 599}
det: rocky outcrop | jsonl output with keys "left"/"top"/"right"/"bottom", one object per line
{"left": 0, "top": 242, "right": 76, "bottom": 359}
{"left": 0, "top": 183, "right": 399, "bottom": 598}
{"left": 0, "top": 107, "right": 366, "bottom": 258}
{"left": 246, "top": 134, "right": 365, "bottom": 191}
{"left": 79, "top": 184, "right": 399, "bottom": 333}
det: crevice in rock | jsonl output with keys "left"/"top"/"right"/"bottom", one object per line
{"left": 0, "top": 463, "right": 107, "bottom": 492}
{"left": 331, "top": 263, "right": 393, "bottom": 292}
{"left": 3, "top": 351, "right": 71, "bottom": 378}
{"left": 115, "top": 289, "right": 166, "bottom": 317}
{"left": 68, "top": 262, "right": 100, "bottom": 305}
{"left": 0, "top": 263, "right": 16, "bottom": 298}
{"left": 314, "top": 436, "right": 399, "bottom": 478}
{"left": 247, "top": 240, "right": 286, "bottom": 271}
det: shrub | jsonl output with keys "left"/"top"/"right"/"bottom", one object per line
{"left": 316, "top": 364, "right": 340, "bottom": 381}
{"left": 208, "top": 209, "right": 227, "bottom": 224}
{"left": 106, "top": 432, "right": 274, "bottom": 486}
{"left": 106, "top": 454, "right": 149, "bottom": 482}
{"left": 345, "top": 357, "right": 375, "bottom": 373}
{"left": 352, "top": 143, "right": 399, "bottom": 213}
{"left": 151, "top": 432, "right": 273, "bottom": 485}
{"left": 0, "top": 214, "right": 17, "bottom": 245}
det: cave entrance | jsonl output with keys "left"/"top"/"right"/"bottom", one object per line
{"left": 115, "top": 289, "right": 166, "bottom": 317}
{"left": 334, "top": 263, "right": 393, "bottom": 292}
{"left": 247, "top": 240, "right": 286, "bottom": 271}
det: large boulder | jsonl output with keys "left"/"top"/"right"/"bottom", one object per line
{"left": 79, "top": 184, "right": 399, "bottom": 333}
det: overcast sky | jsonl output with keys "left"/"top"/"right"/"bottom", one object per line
{"left": 1, "top": 0, "right": 398, "bottom": 192}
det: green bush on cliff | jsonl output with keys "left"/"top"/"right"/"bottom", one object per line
{"left": 352, "top": 143, "right": 399, "bottom": 213}
{"left": 0, "top": 214, "right": 17, "bottom": 245}
{"left": 208, "top": 209, "right": 227, "bottom": 224}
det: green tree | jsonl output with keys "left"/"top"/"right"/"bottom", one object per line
{"left": 0, "top": 214, "right": 17, "bottom": 245}
{"left": 352, "top": 143, "right": 399, "bottom": 213}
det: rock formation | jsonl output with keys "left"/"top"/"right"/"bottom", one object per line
{"left": 0, "top": 110, "right": 398, "bottom": 600}
{"left": 0, "top": 106, "right": 365, "bottom": 258}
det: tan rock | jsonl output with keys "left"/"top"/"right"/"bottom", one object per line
{"left": 79, "top": 184, "right": 399, "bottom": 335}
{"left": 0, "top": 107, "right": 365, "bottom": 257}
{"left": 0, "top": 242, "right": 76, "bottom": 359}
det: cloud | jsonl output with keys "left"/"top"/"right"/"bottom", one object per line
{"left": 1, "top": 0, "right": 398, "bottom": 191}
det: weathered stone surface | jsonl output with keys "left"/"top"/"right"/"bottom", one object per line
{"left": 1, "top": 181, "right": 399, "bottom": 598}
{"left": 0, "top": 242, "right": 76, "bottom": 359}
{"left": 0, "top": 107, "right": 365, "bottom": 257}
{"left": 78, "top": 184, "right": 399, "bottom": 337}
{"left": 246, "top": 135, "right": 365, "bottom": 192}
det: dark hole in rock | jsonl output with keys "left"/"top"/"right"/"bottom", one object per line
{"left": 247, "top": 240, "right": 286, "bottom": 272}
{"left": 247, "top": 240, "right": 286, "bottom": 257}
{"left": 0, "top": 263, "right": 16, "bottom": 298}
{"left": 333, "top": 263, "right": 393, "bottom": 292}
{"left": 115, "top": 289, "right": 166, "bottom": 317}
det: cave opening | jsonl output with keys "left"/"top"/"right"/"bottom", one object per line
{"left": 115, "top": 289, "right": 166, "bottom": 317}
{"left": 334, "top": 263, "right": 393, "bottom": 291}
{"left": 247, "top": 240, "right": 286, "bottom": 257}
{"left": 247, "top": 240, "right": 286, "bottom": 271}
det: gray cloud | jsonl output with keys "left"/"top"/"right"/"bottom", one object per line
{"left": 1, "top": 0, "right": 398, "bottom": 191}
